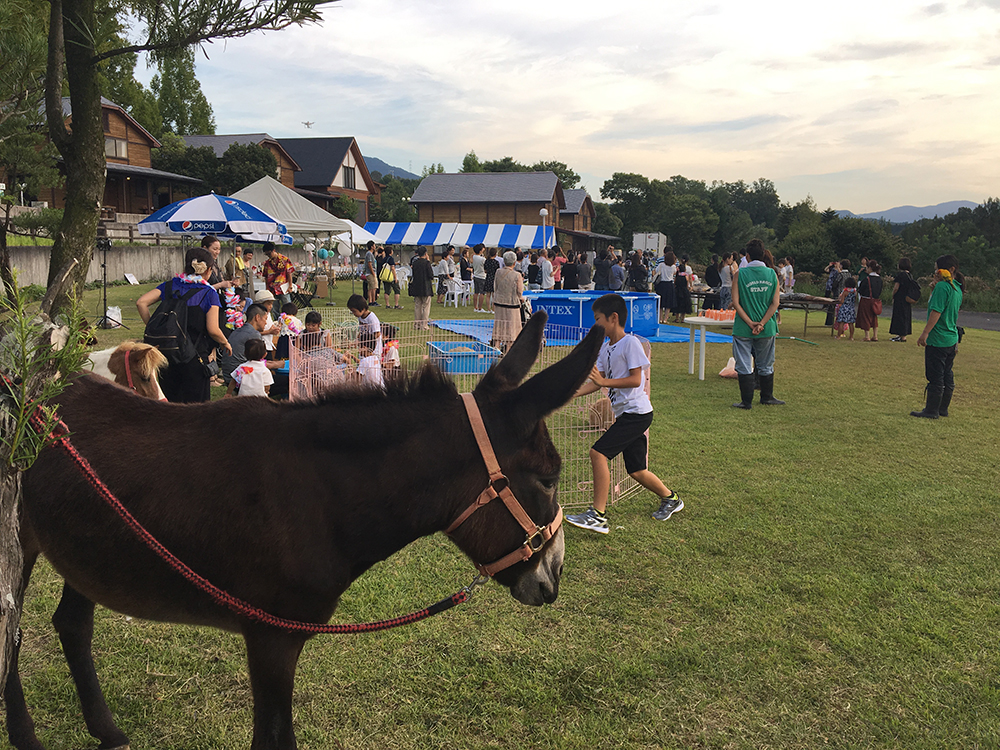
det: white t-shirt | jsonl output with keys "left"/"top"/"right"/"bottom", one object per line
{"left": 357, "top": 354, "right": 385, "bottom": 388}
{"left": 655, "top": 262, "right": 675, "bottom": 282}
{"left": 472, "top": 254, "right": 487, "bottom": 279}
{"left": 596, "top": 335, "right": 652, "bottom": 418}
{"left": 358, "top": 310, "right": 382, "bottom": 358}
{"left": 540, "top": 258, "right": 554, "bottom": 289}
{"left": 231, "top": 360, "right": 273, "bottom": 397}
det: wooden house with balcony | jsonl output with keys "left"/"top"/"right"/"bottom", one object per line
{"left": 277, "top": 137, "right": 379, "bottom": 224}
{"left": 41, "top": 97, "right": 202, "bottom": 218}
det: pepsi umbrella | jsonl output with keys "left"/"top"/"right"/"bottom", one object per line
{"left": 137, "top": 193, "right": 288, "bottom": 238}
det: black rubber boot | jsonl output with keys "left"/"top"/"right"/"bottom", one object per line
{"left": 733, "top": 374, "right": 754, "bottom": 409}
{"left": 910, "top": 387, "right": 942, "bottom": 419}
{"left": 938, "top": 388, "right": 953, "bottom": 417}
{"left": 759, "top": 374, "right": 785, "bottom": 405}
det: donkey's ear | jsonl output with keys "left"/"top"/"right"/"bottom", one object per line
{"left": 476, "top": 310, "right": 547, "bottom": 393}
{"left": 502, "top": 324, "right": 605, "bottom": 429}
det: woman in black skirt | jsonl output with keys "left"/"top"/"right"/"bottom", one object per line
{"left": 890, "top": 258, "right": 915, "bottom": 342}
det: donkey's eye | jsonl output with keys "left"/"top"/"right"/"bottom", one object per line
{"left": 539, "top": 477, "right": 558, "bottom": 491}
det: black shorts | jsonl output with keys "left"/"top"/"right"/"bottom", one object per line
{"left": 592, "top": 411, "right": 653, "bottom": 473}
{"left": 474, "top": 278, "right": 486, "bottom": 294}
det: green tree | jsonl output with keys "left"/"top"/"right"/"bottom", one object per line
{"left": 592, "top": 202, "right": 622, "bottom": 239}
{"left": 600, "top": 172, "right": 651, "bottom": 244}
{"left": 825, "top": 217, "right": 902, "bottom": 273}
{"left": 481, "top": 156, "right": 530, "bottom": 173}
{"left": 93, "top": 5, "right": 162, "bottom": 137}
{"left": 150, "top": 133, "right": 216, "bottom": 188}
{"left": 214, "top": 143, "right": 276, "bottom": 195}
{"left": 329, "top": 194, "right": 359, "bottom": 221}
{"left": 460, "top": 150, "right": 483, "bottom": 173}
{"left": 43, "top": 0, "right": 332, "bottom": 314}
{"left": 0, "top": 0, "right": 61, "bottom": 298}
{"left": 420, "top": 162, "right": 444, "bottom": 177}
{"left": 151, "top": 47, "right": 215, "bottom": 135}
{"left": 656, "top": 193, "right": 719, "bottom": 262}
{"left": 531, "top": 160, "right": 580, "bottom": 189}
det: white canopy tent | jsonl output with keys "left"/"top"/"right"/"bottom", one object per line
{"left": 231, "top": 176, "right": 354, "bottom": 249}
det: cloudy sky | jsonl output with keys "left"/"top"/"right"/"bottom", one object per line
{"left": 181, "top": 0, "right": 1000, "bottom": 213}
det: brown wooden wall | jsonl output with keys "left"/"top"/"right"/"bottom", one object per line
{"left": 416, "top": 200, "right": 561, "bottom": 225}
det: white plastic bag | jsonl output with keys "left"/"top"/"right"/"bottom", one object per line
{"left": 106, "top": 306, "right": 123, "bottom": 328}
{"left": 719, "top": 356, "right": 738, "bottom": 378}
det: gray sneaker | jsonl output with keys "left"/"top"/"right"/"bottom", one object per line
{"left": 565, "top": 507, "right": 610, "bottom": 534}
{"left": 652, "top": 493, "right": 684, "bottom": 521}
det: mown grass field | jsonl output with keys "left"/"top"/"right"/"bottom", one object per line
{"left": 7, "top": 282, "right": 999, "bottom": 749}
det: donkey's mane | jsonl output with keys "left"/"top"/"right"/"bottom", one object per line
{"left": 290, "top": 361, "right": 463, "bottom": 410}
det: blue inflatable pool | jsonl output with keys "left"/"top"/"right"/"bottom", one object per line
{"left": 522, "top": 290, "right": 660, "bottom": 337}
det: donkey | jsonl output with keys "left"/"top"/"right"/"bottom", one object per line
{"left": 88, "top": 341, "right": 168, "bottom": 400}
{"left": 5, "top": 312, "right": 603, "bottom": 750}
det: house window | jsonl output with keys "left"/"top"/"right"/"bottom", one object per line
{"left": 342, "top": 166, "right": 355, "bottom": 190}
{"left": 104, "top": 137, "right": 128, "bottom": 159}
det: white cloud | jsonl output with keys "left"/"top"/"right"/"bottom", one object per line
{"left": 180, "top": 0, "right": 1000, "bottom": 211}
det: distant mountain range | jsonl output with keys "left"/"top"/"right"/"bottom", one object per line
{"left": 836, "top": 201, "right": 977, "bottom": 223}
{"left": 364, "top": 157, "right": 420, "bottom": 181}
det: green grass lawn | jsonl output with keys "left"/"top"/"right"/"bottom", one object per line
{"left": 11, "top": 284, "right": 1000, "bottom": 749}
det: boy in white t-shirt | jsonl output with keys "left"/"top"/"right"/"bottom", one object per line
{"left": 225, "top": 339, "right": 274, "bottom": 397}
{"left": 348, "top": 294, "right": 383, "bottom": 359}
{"left": 356, "top": 331, "right": 385, "bottom": 389}
{"left": 565, "top": 294, "right": 682, "bottom": 534}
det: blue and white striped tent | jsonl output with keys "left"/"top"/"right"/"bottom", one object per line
{"left": 363, "top": 222, "right": 555, "bottom": 250}
{"left": 364, "top": 222, "right": 458, "bottom": 247}
{"left": 449, "top": 224, "right": 554, "bottom": 249}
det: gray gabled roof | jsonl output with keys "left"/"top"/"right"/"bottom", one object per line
{"left": 278, "top": 137, "right": 356, "bottom": 188}
{"left": 410, "top": 171, "right": 565, "bottom": 208}
{"left": 561, "top": 188, "right": 592, "bottom": 215}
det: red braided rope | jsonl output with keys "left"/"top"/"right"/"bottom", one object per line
{"left": 31, "top": 414, "right": 476, "bottom": 634}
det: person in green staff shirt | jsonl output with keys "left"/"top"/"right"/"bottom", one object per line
{"left": 731, "top": 238, "right": 784, "bottom": 409}
{"left": 911, "top": 254, "right": 964, "bottom": 419}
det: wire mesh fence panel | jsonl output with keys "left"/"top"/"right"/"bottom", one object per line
{"left": 287, "top": 313, "right": 650, "bottom": 509}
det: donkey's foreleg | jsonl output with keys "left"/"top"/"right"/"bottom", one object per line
{"left": 4, "top": 552, "right": 45, "bottom": 750}
{"left": 51, "top": 583, "right": 130, "bottom": 750}
{"left": 243, "top": 625, "right": 307, "bottom": 750}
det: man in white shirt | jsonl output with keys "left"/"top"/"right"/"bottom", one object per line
{"left": 539, "top": 249, "right": 554, "bottom": 290}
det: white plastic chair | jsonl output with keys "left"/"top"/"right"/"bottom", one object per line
{"left": 444, "top": 278, "right": 463, "bottom": 308}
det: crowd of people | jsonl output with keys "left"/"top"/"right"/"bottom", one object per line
{"left": 138, "top": 233, "right": 966, "bottom": 423}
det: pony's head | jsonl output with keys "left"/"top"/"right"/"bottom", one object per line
{"left": 107, "top": 342, "right": 168, "bottom": 401}
{"left": 448, "top": 313, "right": 604, "bottom": 606}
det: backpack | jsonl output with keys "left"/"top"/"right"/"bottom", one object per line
{"left": 905, "top": 274, "right": 921, "bottom": 304}
{"left": 143, "top": 283, "right": 202, "bottom": 365}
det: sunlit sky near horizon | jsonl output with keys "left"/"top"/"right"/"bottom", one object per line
{"left": 160, "top": 0, "right": 1000, "bottom": 213}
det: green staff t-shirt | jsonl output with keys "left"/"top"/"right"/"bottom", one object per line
{"left": 733, "top": 263, "right": 779, "bottom": 339}
{"left": 926, "top": 278, "right": 962, "bottom": 348}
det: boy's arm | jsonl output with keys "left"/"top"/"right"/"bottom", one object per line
{"left": 224, "top": 379, "right": 237, "bottom": 398}
{"left": 589, "top": 365, "right": 642, "bottom": 390}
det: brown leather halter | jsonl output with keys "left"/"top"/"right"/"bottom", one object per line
{"left": 445, "top": 393, "right": 563, "bottom": 577}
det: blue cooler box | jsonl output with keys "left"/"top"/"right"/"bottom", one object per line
{"left": 427, "top": 341, "right": 502, "bottom": 374}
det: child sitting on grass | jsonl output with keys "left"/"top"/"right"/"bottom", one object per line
{"left": 225, "top": 338, "right": 273, "bottom": 397}
{"left": 565, "top": 294, "right": 682, "bottom": 534}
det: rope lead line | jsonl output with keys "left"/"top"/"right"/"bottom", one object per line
{"left": 32, "top": 413, "right": 477, "bottom": 635}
